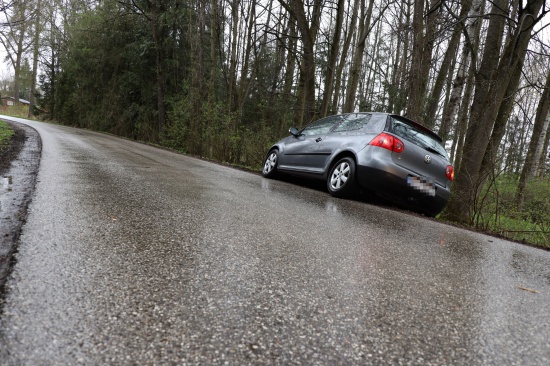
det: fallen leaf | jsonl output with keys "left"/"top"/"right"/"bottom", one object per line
{"left": 517, "top": 286, "right": 539, "bottom": 294}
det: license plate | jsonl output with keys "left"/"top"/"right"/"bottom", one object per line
{"left": 407, "top": 176, "right": 436, "bottom": 197}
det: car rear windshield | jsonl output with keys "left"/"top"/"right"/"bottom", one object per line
{"left": 388, "top": 116, "right": 449, "bottom": 159}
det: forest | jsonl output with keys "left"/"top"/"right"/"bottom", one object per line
{"left": 1, "top": 0, "right": 549, "bottom": 246}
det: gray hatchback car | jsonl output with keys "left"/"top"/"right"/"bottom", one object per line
{"left": 262, "top": 112, "right": 454, "bottom": 216}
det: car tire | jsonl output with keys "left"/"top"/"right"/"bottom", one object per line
{"left": 327, "top": 157, "right": 357, "bottom": 198}
{"left": 262, "top": 149, "right": 279, "bottom": 178}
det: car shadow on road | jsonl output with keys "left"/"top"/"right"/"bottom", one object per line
{"left": 271, "top": 174, "right": 409, "bottom": 214}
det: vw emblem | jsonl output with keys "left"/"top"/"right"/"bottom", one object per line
{"left": 424, "top": 155, "right": 432, "bottom": 164}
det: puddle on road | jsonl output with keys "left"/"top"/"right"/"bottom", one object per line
{"left": 2, "top": 175, "right": 13, "bottom": 191}
{"left": 1, "top": 176, "right": 14, "bottom": 213}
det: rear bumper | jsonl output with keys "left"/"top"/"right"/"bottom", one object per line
{"left": 356, "top": 161, "right": 451, "bottom": 216}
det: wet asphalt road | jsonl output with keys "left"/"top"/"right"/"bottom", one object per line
{"left": 0, "top": 117, "right": 549, "bottom": 365}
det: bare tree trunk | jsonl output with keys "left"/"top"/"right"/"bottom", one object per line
{"left": 209, "top": 0, "right": 218, "bottom": 104}
{"left": 189, "top": 0, "right": 207, "bottom": 155}
{"left": 393, "top": 0, "right": 411, "bottom": 115}
{"left": 438, "top": 0, "right": 483, "bottom": 141}
{"left": 442, "top": 0, "right": 545, "bottom": 224}
{"left": 0, "top": 0, "right": 30, "bottom": 104}
{"left": 342, "top": 0, "right": 375, "bottom": 113}
{"left": 331, "top": 0, "right": 359, "bottom": 114}
{"left": 319, "top": 0, "right": 345, "bottom": 117}
{"left": 237, "top": 0, "right": 257, "bottom": 123}
{"left": 438, "top": 50, "right": 458, "bottom": 139}
{"left": 28, "top": 0, "right": 42, "bottom": 117}
{"left": 478, "top": 49, "right": 526, "bottom": 183}
{"left": 439, "top": 55, "right": 468, "bottom": 141}
{"left": 386, "top": 1, "right": 405, "bottom": 113}
{"left": 415, "top": 0, "right": 439, "bottom": 122}
{"left": 516, "top": 68, "right": 550, "bottom": 206}
{"left": 148, "top": 0, "right": 168, "bottom": 136}
{"left": 424, "top": 0, "right": 471, "bottom": 128}
{"left": 514, "top": 114, "right": 533, "bottom": 176}
{"left": 227, "top": 0, "right": 240, "bottom": 112}
{"left": 369, "top": 20, "right": 383, "bottom": 109}
{"left": 280, "top": 0, "right": 323, "bottom": 126}
{"left": 281, "top": 16, "right": 297, "bottom": 131}
{"left": 533, "top": 113, "right": 550, "bottom": 174}
{"left": 266, "top": 5, "right": 285, "bottom": 126}
{"left": 49, "top": 17, "right": 57, "bottom": 119}
{"left": 404, "top": 0, "right": 424, "bottom": 121}
{"left": 537, "top": 119, "right": 550, "bottom": 177}
{"left": 451, "top": 69, "right": 475, "bottom": 169}
{"left": 405, "top": 0, "right": 440, "bottom": 123}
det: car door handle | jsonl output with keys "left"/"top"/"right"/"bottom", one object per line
{"left": 316, "top": 137, "right": 323, "bottom": 142}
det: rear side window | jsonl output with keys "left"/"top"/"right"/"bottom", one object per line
{"left": 333, "top": 114, "right": 371, "bottom": 132}
{"left": 367, "top": 114, "right": 389, "bottom": 133}
{"left": 332, "top": 113, "right": 386, "bottom": 133}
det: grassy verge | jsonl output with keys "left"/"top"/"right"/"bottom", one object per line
{"left": 1, "top": 105, "right": 30, "bottom": 118}
{"left": 0, "top": 120, "right": 14, "bottom": 151}
{"left": 474, "top": 174, "right": 550, "bottom": 249}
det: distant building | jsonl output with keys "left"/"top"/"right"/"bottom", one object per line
{"left": 1, "top": 96, "right": 31, "bottom": 107}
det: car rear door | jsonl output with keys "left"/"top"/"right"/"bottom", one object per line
{"left": 315, "top": 113, "right": 375, "bottom": 170}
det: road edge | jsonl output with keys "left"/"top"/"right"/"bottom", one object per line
{"left": 0, "top": 120, "right": 42, "bottom": 308}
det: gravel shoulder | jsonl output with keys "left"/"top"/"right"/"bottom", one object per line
{"left": 0, "top": 120, "right": 41, "bottom": 299}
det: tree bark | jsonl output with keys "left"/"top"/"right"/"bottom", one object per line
{"left": 147, "top": 0, "right": 168, "bottom": 136}
{"left": 319, "top": 0, "right": 345, "bottom": 118}
{"left": 415, "top": 0, "right": 439, "bottom": 122}
{"left": 478, "top": 48, "right": 526, "bottom": 183}
{"left": 209, "top": 0, "right": 218, "bottom": 105}
{"left": 281, "top": 16, "right": 297, "bottom": 131}
{"left": 279, "top": 0, "right": 323, "bottom": 126}
{"left": 424, "top": 0, "right": 471, "bottom": 128}
{"left": 331, "top": 0, "right": 359, "bottom": 114}
{"left": 438, "top": 0, "right": 483, "bottom": 141}
{"left": 537, "top": 120, "right": 550, "bottom": 177}
{"left": 442, "top": 0, "right": 545, "bottom": 224}
{"left": 227, "top": 0, "right": 240, "bottom": 111}
{"left": 515, "top": 68, "right": 550, "bottom": 206}
{"left": 386, "top": 1, "right": 405, "bottom": 114}
{"left": 404, "top": 0, "right": 424, "bottom": 122}
{"left": 451, "top": 68, "right": 475, "bottom": 170}
{"left": 342, "top": 0, "right": 375, "bottom": 113}
{"left": 28, "top": 0, "right": 42, "bottom": 117}
{"left": 0, "top": 0, "right": 30, "bottom": 104}
{"left": 393, "top": 0, "right": 411, "bottom": 115}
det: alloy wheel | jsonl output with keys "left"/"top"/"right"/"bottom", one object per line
{"left": 263, "top": 151, "right": 277, "bottom": 175}
{"left": 330, "top": 161, "right": 350, "bottom": 190}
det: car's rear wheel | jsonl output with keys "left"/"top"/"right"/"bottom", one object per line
{"left": 327, "top": 157, "right": 356, "bottom": 198}
{"left": 262, "top": 149, "right": 279, "bottom": 178}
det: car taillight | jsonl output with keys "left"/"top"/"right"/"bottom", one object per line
{"left": 369, "top": 133, "right": 404, "bottom": 153}
{"left": 446, "top": 165, "right": 454, "bottom": 181}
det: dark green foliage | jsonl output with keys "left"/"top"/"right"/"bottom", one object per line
{"left": 473, "top": 174, "right": 550, "bottom": 248}
{"left": 165, "top": 83, "right": 287, "bottom": 168}
{"left": 38, "top": 0, "right": 291, "bottom": 159}
{"left": 40, "top": 0, "right": 178, "bottom": 140}
{"left": 0, "top": 121, "right": 14, "bottom": 150}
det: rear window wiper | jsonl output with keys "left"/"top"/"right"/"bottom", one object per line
{"left": 424, "top": 145, "right": 445, "bottom": 157}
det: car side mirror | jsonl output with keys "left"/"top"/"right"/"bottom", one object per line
{"left": 289, "top": 127, "right": 300, "bottom": 136}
